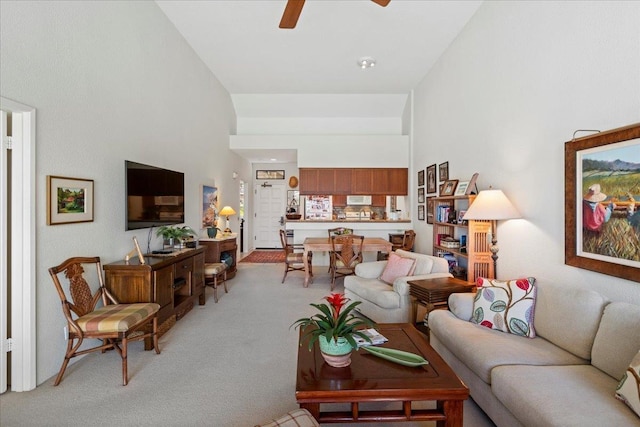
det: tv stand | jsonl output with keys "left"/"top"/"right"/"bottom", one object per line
{"left": 103, "top": 247, "right": 205, "bottom": 350}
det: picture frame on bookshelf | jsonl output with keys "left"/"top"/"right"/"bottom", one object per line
{"left": 418, "top": 205, "right": 425, "bottom": 221}
{"left": 417, "top": 187, "right": 425, "bottom": 203}
{"left": 454, "top": 181, "right": 469, "bottom": 196}
{"left": 441, "top": 180, "right": 458, "bottom": 196}
{"left": 426, "top": 197, "right": 435, "bottom": 224}
{"left": 418, "top": 169, "right": 425, "bottom": 187}
{"left": 439, "top": 161, "right": 449, "bottom": 182}
{"left": 467, "top": 172, "right": 479, "bottom": 195}
{"left": 426, "top": 164, "right": 437, "bottom": 193}
{"left": 458, "top": 210, "right": 467, "bottom": 225}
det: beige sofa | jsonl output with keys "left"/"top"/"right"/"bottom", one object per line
{"left": 429, "top": 281, "right": 640, "bottom": 427}
{"left": 344, "top": 249, "right": 452, "bottom": 323}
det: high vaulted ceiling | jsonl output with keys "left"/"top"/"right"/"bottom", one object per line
{"left": 156, "top": 0, "right": 482, "bottom": 95}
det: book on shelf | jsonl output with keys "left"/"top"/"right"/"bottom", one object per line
{"left": 355, "top": 328, "right": 388, "bottom": 348}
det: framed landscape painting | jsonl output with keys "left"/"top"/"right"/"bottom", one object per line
{"left": 47, "top": 176, "right": 94, "bottom": 225}
{"left": 565, "top": 123, "right": 640, "bottom": 282}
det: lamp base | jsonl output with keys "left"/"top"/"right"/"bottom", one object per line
{"left": 223, "top": 228, "right": 232, "bottom": 233}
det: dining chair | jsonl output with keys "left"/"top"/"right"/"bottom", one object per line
{"left": 327, "top": 227, "right": 353, "bottom": 273}
{"left": 330, "top": 234, "right": 364, "bottom": 290}
{"left": 48, "top": 257, "right": 160, "bottom": 386}
{"left": 280, "top": 229, "right": 312, "bottom": 283}
{"left": 204, "top": 262, "right": 228, "bottom": 303}
{"left": 378, "top": 229, "right": 416, "bottom": 260}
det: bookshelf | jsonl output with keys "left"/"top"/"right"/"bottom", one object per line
{"left": 432, "top": 195, "right": 494, "bottom": 282}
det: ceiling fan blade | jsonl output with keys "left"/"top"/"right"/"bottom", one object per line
{"left": 371, "top": 0, "right": 390, "bottom": 6}
{"left": 279, "top": 0, "right": 305, "bottom": 29}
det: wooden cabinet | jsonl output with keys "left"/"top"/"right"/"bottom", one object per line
{"left": 372, "top": 195, "right": 386, "bottom": 207}
{"left": 432, "top": 196, "right": 494, "bottom": 283}
{"left": 199, "top": 236, "right": 238, "bottom": 279}
{"left": 103, "top": 247, "right": 205, "bottom": 350}
{"left": 299, "top": 168, "right": 408, "bottom": 195}
{"left": 333, "top": 195, "right": 347, "bottom": 207}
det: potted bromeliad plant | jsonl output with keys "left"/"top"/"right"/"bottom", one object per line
{"left": 292, "top": 293, "right": 375, "bottom": 367}
{"left": 156, "top": 225, "right": 197, "bottom": 249}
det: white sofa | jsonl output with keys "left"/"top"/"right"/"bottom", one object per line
{"left": 429, "top": 281, "right": 640, "bottom": 427}
{"left": 344, "top": 249, "right": 452, "bottom": 323}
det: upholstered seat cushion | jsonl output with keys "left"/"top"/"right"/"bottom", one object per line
{"left": 205, "top": 263, "right": 227, "bottom": 276}
{"left": 256, "top": 408, "right": 319, "bottom": 427}
{"left": 286, "top": 253, "right": 305, "bottom": 264}
{"left": 344, "top": 277, "right": 400, "bottom": 309}
{"left": 76, "top": 303, "right": 159, "bottom": 333}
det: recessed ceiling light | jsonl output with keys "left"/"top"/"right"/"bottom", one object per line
{"left": 357, "top": 57, "right": 376, "bottom": 69}
{"left": 270, "top": 158, "right": 277, "bottom": 161}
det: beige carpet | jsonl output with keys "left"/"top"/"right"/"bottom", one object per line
{"left": 0, "top": 264, "right": 495, "bottom": 427}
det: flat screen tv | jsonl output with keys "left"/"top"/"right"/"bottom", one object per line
{"left": 125, "top": 160, "right": 185, "bottom": 230}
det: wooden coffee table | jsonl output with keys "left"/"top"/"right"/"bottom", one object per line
{"left": 295, "top": 323, "right": 469, "bottom": 425}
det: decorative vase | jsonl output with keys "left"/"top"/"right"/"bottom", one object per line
{"left": 318, "top": 336, "right": 353, "bottom": 368}
{"left": 207, "top": 227, "right": 217, "bottom": 238}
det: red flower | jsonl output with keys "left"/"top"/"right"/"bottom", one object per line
{"left": 325, "top": 293, "right": 348, "bottom": 319}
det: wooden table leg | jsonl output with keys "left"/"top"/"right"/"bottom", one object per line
{"left": 300, "top": 402, "right": 320, "bottom": 420}
{"left": 303, "top": 248, "right": 311, "bottom": 287}
{"left": 437, "top": 400, "right": 463, "bottom": 427}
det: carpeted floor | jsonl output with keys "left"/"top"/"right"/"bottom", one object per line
{"left": 239, "top": 250, "right": 285, "bottom": 263}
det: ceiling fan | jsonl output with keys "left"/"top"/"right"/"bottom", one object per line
{"left": 279, "top": 0, "right": 391, "bottom": 29}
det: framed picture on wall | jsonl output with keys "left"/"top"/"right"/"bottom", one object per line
{"left": 202, "top": 185, "right": 218, "bottom": 228}
{"left": 418, "top": 187, "right": 425, "bottom": 203}
{"left": 256, "top": 170, "right": 285, "bottom": 179}
{"left": 47, "top": 176, "right": 94, "bottom": 225}
{"left": 418, "top": 205, "right": 425, "bottom": 221}
{"left": 426, "top": 164, "right": 437, "bottom": 194}
{"left": 565, "top": 123, "right": 640, "bottom": 282}
{"left": 418, "top": 169, "right": 425, "bottom": 187}
{"left": 426, "top": 196, "right": 435, "bottom": 224}
{"left": 439, "top": 161, "right": 449, "bottom": 182}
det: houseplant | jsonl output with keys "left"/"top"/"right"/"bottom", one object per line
{"left": 156, "top": 225, "right": 197, "bottom": 248}
{"left": 292, "top": 293, "right": 375, "bottom": 367}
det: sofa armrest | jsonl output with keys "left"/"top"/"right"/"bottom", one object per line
{"left": 393, "top": 272, "right": 454, "bottom": 296}
{"left": 448, "top": 292, "right": 476, "bottom": 321}
{"left": 354, "top": 261, "right": 387, "bottom": 279}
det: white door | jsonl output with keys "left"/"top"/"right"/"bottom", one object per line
{"left": 0, "top": 110, "right": 8, "bottom": 393}
{"left": 254, "top": 182, "right": 285, "bottom": 248}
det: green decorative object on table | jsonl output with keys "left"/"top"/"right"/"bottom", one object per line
{"left": 292, "top": 293, "right": 375, "bottom": 368}
{"left": 207, "top": 227, "right": 220, "bottom": 238}
{"left": 156, "top": 225, "right": 197, "bottom": 248}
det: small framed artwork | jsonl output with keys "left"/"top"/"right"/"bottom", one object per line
{"left": 458, "top": 210, "right": 467, "bottom": 224}
{"left": 467, "top": 172, "right": 479, "bottom": 195}
{"left": 202, "top": 185, "right": 218, "bottom": 228}
{"left": 454, "top": 181, "right": 469, "bottom": 196}
{"left": 417, "top": 187, "right": 425, "bottom": 203}
{"left": 418, "top": 169, "right": 425, "bottom": 187}
{"left": 418, "top": 205, "right": 425, "bottom": 221}
{"left": 256, "top": 170, "right": 285, "bottom": 179}
{"left": 426, "top": 196, "right": 435, "bottom": 224}
{"left": 440, "top": 179, "right": 459, "bottom": 196}
{"left": 47, "top": 175, "right": 94, "bottom": 225}
{"left": 439, "top": 161, "right": 449, "bottom": 182}
{"left": 426, "top": 164, "right": 437, "bottom": 193}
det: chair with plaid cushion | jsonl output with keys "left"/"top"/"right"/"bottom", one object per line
{"left": 279, "top": 229, "right": 312, "bottom": 283}
{"left": 255, "top": 409, "right": 319, "bottom": 427}
{"left": 48, "top": 257, "right": 160, "bottom": 386}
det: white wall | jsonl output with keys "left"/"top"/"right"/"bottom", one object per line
{"left": 412, "top": 1, "right": 640, "bottom": 303}
{"left": 0, "top": 1, "right": 250, "bottom": 384}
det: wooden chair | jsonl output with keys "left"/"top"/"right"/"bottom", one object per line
{"left": 327, "top": 227, "right": 353, "bottom": 273}
{"left": 330, "top": 234, "right": 364, "bottom": 290}
{"left": 280, "top": 229, "right": 312, "bottom": 283}
{"left": 204, "top": 262, "right": 228, "bottom": 303}
{"left": 48, "top": 257, "right": 160, "bottom": 386}
{"left": 378, "top": 230, "right": 416, "bottom": 260}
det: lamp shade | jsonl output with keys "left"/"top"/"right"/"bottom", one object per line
{"left": 462, "top": 189, "right": 520, "bottom": 220}
{"left": 219, "top": 206, "right": 236, "bottom": 217}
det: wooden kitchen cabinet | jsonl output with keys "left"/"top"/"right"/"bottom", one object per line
{"left": 333, "top": 195, "right": 347, "bottom": 206}
{"left": 299, "top": 168, "right": 408, "bottom": 195}
{"left": 372, "top": 195, "right": 386, "bottom": 207}
{"left": 104, "top": 247, "right": 205, "bottom": 350}
{"left": 351, "top": 169, "right": 373, "bottom": 194}
{"left": 334, "top": 169, "right": 352, "bottom": 194}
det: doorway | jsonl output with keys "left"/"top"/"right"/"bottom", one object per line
{"left": 1, "top": 98, "right": 37, "bottom": 392}
{"left": 254, "top": 181, "right": 285, "bottom": 248}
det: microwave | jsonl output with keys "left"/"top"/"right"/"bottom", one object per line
{"left": 346, "top": 195, "right": 372, "bottom": 205}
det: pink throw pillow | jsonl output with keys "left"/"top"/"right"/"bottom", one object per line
{"left": 379, "top": 252, "right": 416, "bottom": 285}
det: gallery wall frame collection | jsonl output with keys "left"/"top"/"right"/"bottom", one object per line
{"left": 426, "top": 164, "right": 437, "bottom": 194}
{"left": 564, "top": 122, "right": 640, "bottom": 282}
{"left": 47, "top": 176, "right": 94, "bottom": 225}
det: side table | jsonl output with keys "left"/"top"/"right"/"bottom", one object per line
{"left": 407, "top": 277, "right": 475, "bottom": 327}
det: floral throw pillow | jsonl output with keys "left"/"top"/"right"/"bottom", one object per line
{"left": 379, "top": 252, "right": 416, "bottom": 285}
{"left": 616, "top": 350, "right": 640, "bottom": 418}
{"left": 471, "top": 277, "right": 537, "bottom": 338}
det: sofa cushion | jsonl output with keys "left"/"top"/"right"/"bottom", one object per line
{"left": 616, "top": 350, "right": 640, "bottom": 418}
{"left": 591, "top": 302, "right": 640, "bottom": 380}
{"left": 471, "top": 277, "right": 536, "bottom": 338}
{"left": 492, "top": 364, "right": 640, "bottom": 427}
{"left": 379, "top": 252, "right": 415, "bottom": 285}
{"left": 343, "top": 276, "right": 400, "bottom": 309}
{"left": 428, "top": 309, "right": 588, "bottom": 384}
{"left": 533, "top": 281, "right": 608, "bottom": 360}
{"left": 394, "top": 249, "right": 450, "bottom": 275}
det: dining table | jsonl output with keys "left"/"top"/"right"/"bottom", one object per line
{"left": 302, "top": 237, "right": 393, "bottom": 288}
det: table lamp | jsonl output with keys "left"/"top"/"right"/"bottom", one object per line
{"left": 462, "top": 189, "right": 520, "bottom": 278}
{"left": 219, "top": 206, "right": 236, "bottom": 233}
